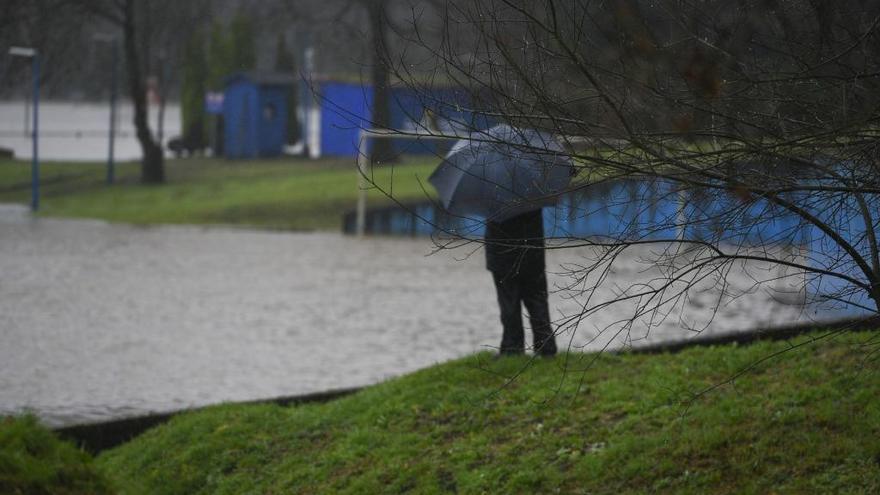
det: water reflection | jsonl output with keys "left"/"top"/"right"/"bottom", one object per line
{"left": 344, "top": 179, "right": 813, "bottom": 245}
{"left": 344, "top": 178, "right": 874, "bottom": 314}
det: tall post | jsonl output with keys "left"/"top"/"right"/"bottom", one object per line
{"left": 24, "top": 89, "right": 30, "bottom": 136}
{"left": 157, "top": 50, "right": 167, "bottom": 148}
{"left": 108, "top": 39, "right": 118, "bottom": 184}
{"left": 31, "top": 53, "right": 40, "bottom": 212}
{"left": 356, "top": 130, "right": 368, "bottom": 237}
{"left": 9, "top": 47, "right": 38, "bottom": 210}
{"left": 296, "top": 31, "right": 313, "bottom": 157}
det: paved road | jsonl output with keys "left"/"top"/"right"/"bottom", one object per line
{"left": 0, "top": 205, "right": 821, "bottom": 426}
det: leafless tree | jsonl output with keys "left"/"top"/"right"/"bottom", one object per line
{"left": 278, "top": 0, "right": 446, "bottom": 161}
{"left": 74, "top": 0, "right": 174, "bottom": 184}
{"left": 366, "top": 0, "right": 880, "bottom": 349}
{"left": 0, "top": 1, "right": 93, "bottom": 97}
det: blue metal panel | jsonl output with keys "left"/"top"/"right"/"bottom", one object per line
{"left": 223, "top": 80, "right": 259, "bottom": 159}
{"left": 224, "top": 75, "right": 291, "bottom": 159}
{"left": 244, "top": 86, "right": 259, "bottom": 158}
{"left": 388, "top": 88, "right": 435, "bottom": 155}
{"left": 318, "top": 81, "right": 485, "bottom": 158}
{"left": 258, "top": 86, "right": 287, "bottom": 157}
{"left": 388, "top": 87, "right": 480, "bottom": 156}
{"left": 319, "top": 82, "right": 373, "bottom": 157}
{"left": 391, "top": 88, "right": 493, "bottom": 154}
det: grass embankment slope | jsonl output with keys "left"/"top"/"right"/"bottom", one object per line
{"left": 90, "top": 331, "right": 880, "bottom": 494}
{"left": 0, "top": 156, "right": 437, "bottom": 231}
{"left": 0, "top": 416, "right": 113, "bottom": 494}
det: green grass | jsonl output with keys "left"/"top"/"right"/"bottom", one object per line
{"left": 0, "top": 416, "right": 114, "bottom": 494}
{"left": 93, "top": 331, "right": 880, "bottom": 494}
{"left": 0, "top": 156, "right": 439, "bottom": 231}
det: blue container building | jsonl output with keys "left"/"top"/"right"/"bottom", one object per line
{"left": 223, "top": 72, "right": 296, "bottom": 159}
{"left": 312, "top": 81, "right": 488, "bottom": 158}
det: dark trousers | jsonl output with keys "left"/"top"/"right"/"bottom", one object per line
{"left": 492, "top": 270, "right": 557, "bottom": 355}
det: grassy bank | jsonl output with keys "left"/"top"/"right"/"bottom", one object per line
{"left": 0, "top": 416, "right": 114, "bottom": 494}
{"left": 0, "top": 156, "right": 438, "bottom": 231}
{"left": 88, "top": 331, "right": 880, "bottom": 494}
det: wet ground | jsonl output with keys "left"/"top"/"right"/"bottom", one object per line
{"left": 0, "top": 204, "right": 825, "bottom": 426}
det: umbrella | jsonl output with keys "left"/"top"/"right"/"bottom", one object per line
{"left": 428, "top": 124, "right": 573, "bottom": 221}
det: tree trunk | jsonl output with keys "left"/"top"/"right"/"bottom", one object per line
{"left": 123, "top": 0, "right": 164, "bottom": 183}
{"left": 367, "top": 0, "right": 396, "bottom": 163}
{"left": 872, "top": 281, "right": 880, "bottom": 313}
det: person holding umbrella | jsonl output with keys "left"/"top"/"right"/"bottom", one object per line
{"left": 484, "top": 208, "right": 557, "bottom": 357}
{"left": 429, "top": 124, "right": 573, "bottom": 357}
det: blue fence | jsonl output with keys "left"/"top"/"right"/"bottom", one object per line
{"left": 343, "top": 178, "right": 876, "bottom": 314}
{"left": 317, "top": 82, "right": 489, "bottom": 157}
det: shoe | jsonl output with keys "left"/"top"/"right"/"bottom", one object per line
{"left": 535, "top": 339, "right": 557, "bottom": 357}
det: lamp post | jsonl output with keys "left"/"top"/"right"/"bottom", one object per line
{"left": 9, "top": 46, "right": 40, "bottom": 211}
{"left": 94, "top": 33, "right": 119, "bottom": 184}
{"left": 156, "top": 49, "right": 167, "bottom": 149}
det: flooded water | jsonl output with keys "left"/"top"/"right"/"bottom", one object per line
{"left": 346, "top": 178, "right": 875, "bottom": 311}
{"left": 0, "top": 204, "right": 837, "bottom": 427}
{"left": 0, "top": 101, "right": 181, "bottom": 161}
{"left": 0, "top": 101, "right": 863, "bottom": 427}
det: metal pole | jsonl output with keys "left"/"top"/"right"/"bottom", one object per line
{"left": 31, "top": 54, "right": 40, "bottom": 212}
{"left": 24, "top": 90, "right": 30, "bottom": 137}
{"left": 107, "top": 40, "right": 118, "bottom": 184}
{"left": 356, "top": 130, "right": 368, "bottom": 237}
{"left": 297, "top": 31, "right": 313, "bottom": 157}
{"left": 157, "top": 50, "right": 166, "bottom": 148}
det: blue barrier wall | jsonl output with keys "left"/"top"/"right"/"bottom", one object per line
{"left": 224, "top": 80, "right": 258, "bottom": 158}
{"left": 257, "top": 86, "right": 288, "bottom": 156}
{"left": 224, "top": 73, "right": 292, "bottom": 159}
{"left": 318, "top": 82, "right": 373, "bottom": 157}
{"left": 317, "top": 82, "right": 486, "bottom": 157}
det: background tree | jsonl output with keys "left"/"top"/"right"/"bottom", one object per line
{"left": 75, "top": 0, "right": 173, "bottom": 184}
{"left": 362, "top": 0, "right": 396, "bottom": 162}
{"left": 1, "top": 1, "right": 93, "bottom": 98}
{"left": 179, "top": 10, "right": 257, "bottom": 153}
{"left": 380, "top": 0, "right": 880, "bottom": 347}
{"left": 228, "top": 13, "right": 257, "bottom": 72}
{"left": 274, "top": 33, "right": 299, "bottom": 144}
{"left": 278, "top": 0, "right": 428, "bottom": 162}
{"left": 180, "top": 29, "right": 208, "bottom": 148}
{"left": 205, "top": 13, "right": 257, "bottom": 89}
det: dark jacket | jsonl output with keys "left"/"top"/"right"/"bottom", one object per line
{"left": 484, "top": 209, "right": 545, "bottom": 275}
